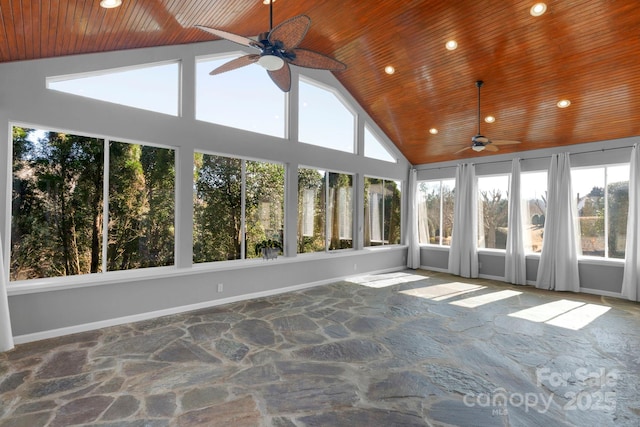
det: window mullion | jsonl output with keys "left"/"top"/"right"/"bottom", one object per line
{"left": 382, "top": 180, "right": 386, "bottom": 245}
{"left": 439, "top": 180, "right": 444, "bottom": 245}
{"left": 604, "top": 167, "right": 609, "bottom": 258}
{"left": 241, "top": 160, "right": 247, "bottom": 260}
{"left": 325, "top": 172, "right": 330, "bottom": 252}
{"left": 102, "top": 139, "right": 110, "bottom": 273}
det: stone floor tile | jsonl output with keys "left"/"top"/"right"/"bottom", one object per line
{"left": 1, "top": 269, "right": 638, "bottom": 426}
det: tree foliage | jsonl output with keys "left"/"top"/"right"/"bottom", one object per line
{"left": 193, "top": 155, "right": 284, "bottom": 262}
{"left": 10, "top": 128, "right": 175, "bottom": 281}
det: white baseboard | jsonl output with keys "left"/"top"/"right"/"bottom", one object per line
{"left": 13, "top": 266, "right": 405, "bottom": 345}
{"left": 579, "top": 287, "right": 623, "bottom": 298}
{"left": 420, "top": 265, "right": 449, "bottom": 273}
{"left": 478, "top": 273, "right": 506, "bottom": 282}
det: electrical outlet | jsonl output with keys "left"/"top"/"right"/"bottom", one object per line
{"left": 217, "top": 283, "right": 223, "bottom": 293}
{"left": 354, "top": 263, "right": 357, "bottom": 271}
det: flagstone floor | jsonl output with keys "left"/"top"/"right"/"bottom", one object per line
{"left": 1, "top": 270, "right": 639, "bottom": 427}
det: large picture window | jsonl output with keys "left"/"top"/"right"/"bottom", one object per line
{"left": 417, "top": 179, "right": 454, "bottom": 245}
{"left": 572, "top": 165, "right": 629, "bottom": 258}
{"left": 10, "top": 126, "right": 175, "bottom": 281}
{"left": 297, "top": 168, "right": 353, "bottom": 253}
{"left": 364, "top": 177, "right": 401, "bottom": 246}
{"left": 193, "top": 153, "right": 285, "bottom": 262}
{"left": 477, "top": 175, "right": 509, "bottom": 250}
{"left": 521, "top": 171, "right": 547, "bottom": 253}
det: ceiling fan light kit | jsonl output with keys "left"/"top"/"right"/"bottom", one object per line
{"left": 195, "top": 1, "right": 346, "bottom": 92}
{"left": 258, "top": 54, "right": 285, "bottom": 71}
{"left": 471, "top": 141, "right": 486, "bottom": 152}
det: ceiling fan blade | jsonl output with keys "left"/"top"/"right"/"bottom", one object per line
{"left": 210, "top": 54, "right": 260, "bottom": 75}
{"left": 484, "top": 144, "right": 499, "bottom": 152}
{"left": 454, "top": 146, "right": 472, "bottom": 154}
{"left": 268, "top": 62, "right": 292, "bottom": 92}
{"left": 491, "top": 139, "right": 522, "bottom": 145}
{"left": 196, "top": 25, "right": 263, "bottom": 50}
{"left": 290, "top": 48, "right": 347, "bottom": 70}
{"left": 268, "top": 15, "right": 310, "bottom": 50}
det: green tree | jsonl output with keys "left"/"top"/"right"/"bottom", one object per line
{"left": 11, "top": 129, "right": 103, "bottom": 279}
{"left": 193, "top": 155, "right": 242, "bottom": 261}
{"left": 297, "top": 168, "right": 325, "bottom": 253}
{"left": 608, "top": 181, "right": 628, "bottom": 259}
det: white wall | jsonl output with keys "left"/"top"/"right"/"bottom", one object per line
{"left": 0, "top": 40, "right": 411, "bottom": 341}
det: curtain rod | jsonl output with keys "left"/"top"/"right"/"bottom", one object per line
{"left": 418, "top": 144, "right": 634, "bottom": 171}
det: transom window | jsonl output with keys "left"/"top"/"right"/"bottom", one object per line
{"left": 364, "top": 125, "right": 396, "bottom": 162}
{"left": 196, "top": 54, "right": 286, "bottom": 138}
{"left": 299, "top": 78, "right": 355, "bottom": 153}
{"left": 47, "top": 62, "right": 180, "bottom": 116}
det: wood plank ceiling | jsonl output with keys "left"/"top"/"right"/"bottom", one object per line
{"left": 0, "top": 0, "right": 639, "bottom": 165}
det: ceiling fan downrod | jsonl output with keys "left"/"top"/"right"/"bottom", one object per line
{"left": 476, "top": 80, "right": 483, "bottom": 137}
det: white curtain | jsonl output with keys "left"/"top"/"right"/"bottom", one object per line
{"left": 448, "top": 163, "right": 479, "bottom": 278}
{"left": 536, "top": 153, "right": 580, "bottom": 292}
{"left": 505, "top": 159, "right": 527, "bottom": 285}
{"left": 0, "top": 239, "right": 14, "bottom": 352}
{"left": 622, "top": 144, "right": 640, "bottom": 301}
{"left": 417, "top": 194, "right": 430, "bottom": 244}
{"left": 406, "top": 168, "right": 420, "bottom": 269}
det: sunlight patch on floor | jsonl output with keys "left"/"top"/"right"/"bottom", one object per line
{"left": 509, "top": 299, "right": 611, "bottom": 330}
{"left": 545, "top": 304, "right": 611, "bottom": 330}
{"left": 400, "top": 282, "right": 486, "bottom": 301}
{"left": 348, "top": 272, "right": 426, "bottom": 288}
{"left": 450, "top": 290, "right": 522, "bottom": 308}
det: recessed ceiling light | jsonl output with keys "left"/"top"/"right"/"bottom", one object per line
{"left": 445, "top": 40, "right": 458, "bottom": 51}
{"left": 429, "top": 128, "right": 438, "bottom": 135}
{"left": 484, "top": 115, "right": 495, "bottom": 123}
{"left": 100, "top": 0, "right": 122, "bottom": 8}
{"left": 530, "top": 3, "right": 547, "bottom": 16}
{"left": 557, "top": 99, "right": 571, "bottom": 108}
{"left": 384, "top": 65, "right": 395, "bottom": 75}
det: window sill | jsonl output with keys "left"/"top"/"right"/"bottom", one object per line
{"left": 477, "top": 248, "right": 506, "bottom": 256}
{"left": 7, "top": 247, "right": 407, "bottom": 296}
{"left": 420, "top": 244, "right": 450, "bottom": 252}
{"left": 578, "top": 256, "right": 625, "bottom": 267}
